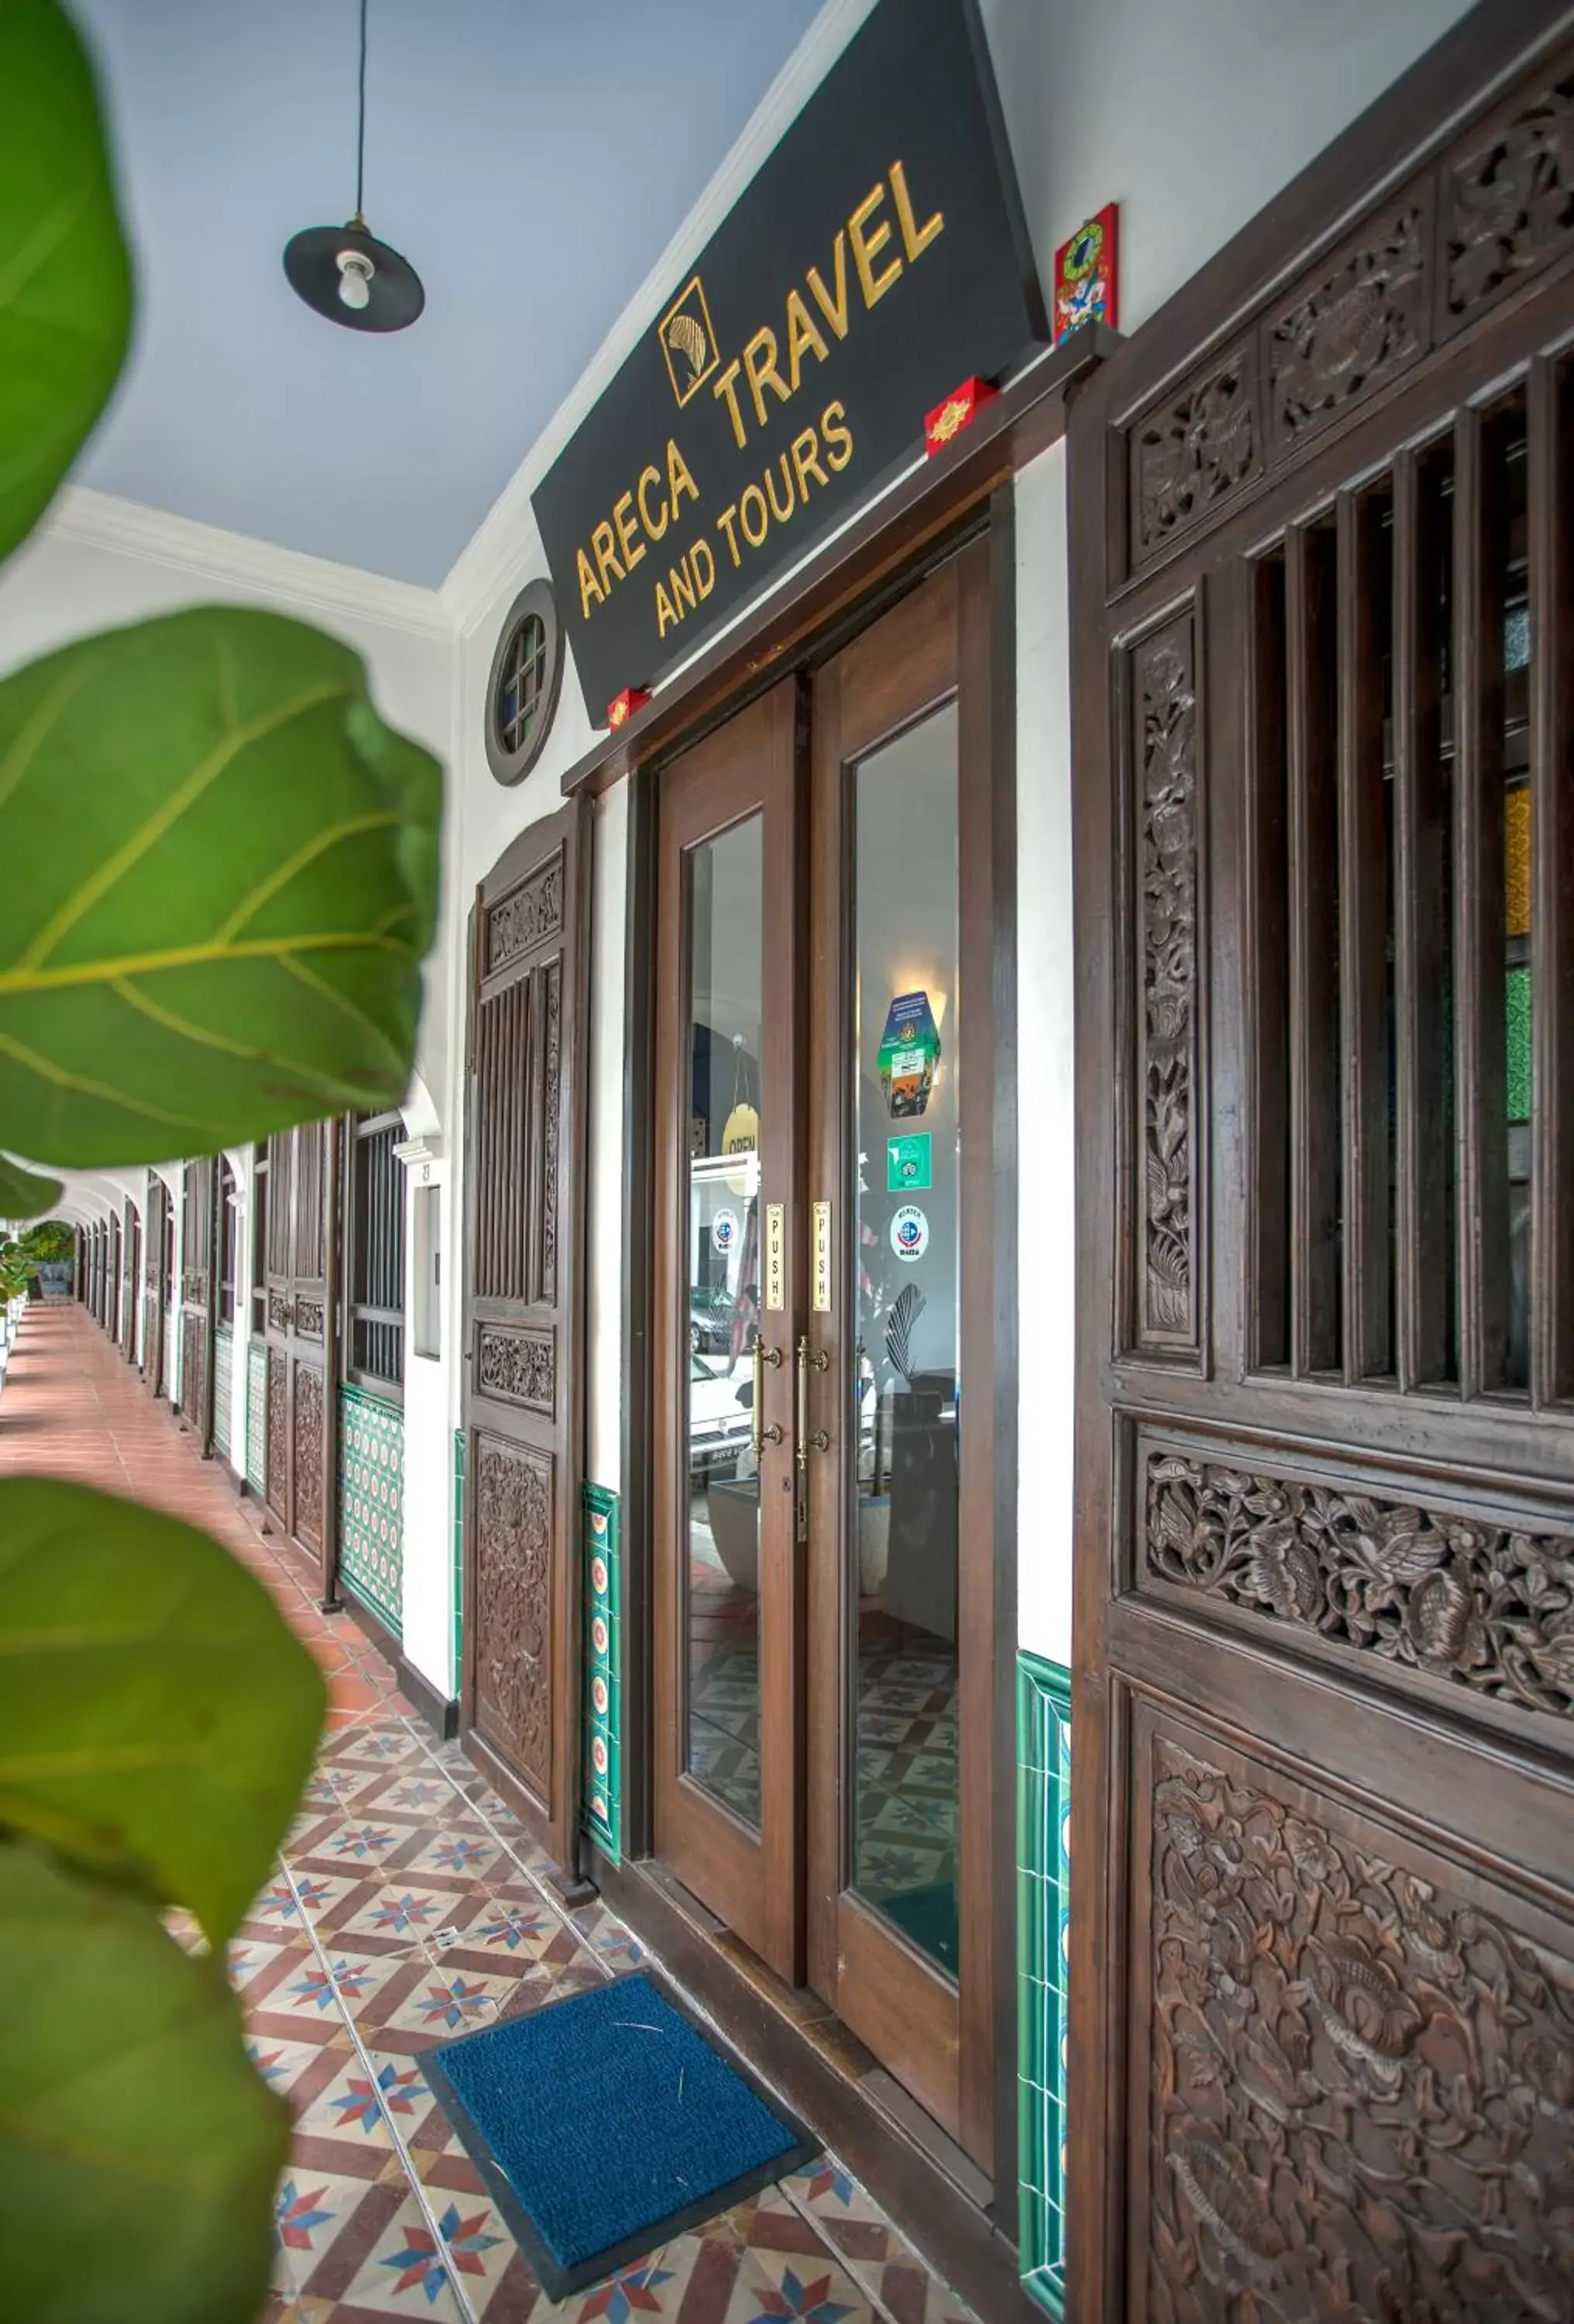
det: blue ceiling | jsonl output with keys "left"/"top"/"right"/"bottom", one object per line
{"left": 67, "top": 0, "right": 827, "bottom": 584}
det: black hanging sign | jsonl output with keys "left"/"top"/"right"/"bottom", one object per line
{"left": 531, "top": 0, "right": 1044, "bottom": 722}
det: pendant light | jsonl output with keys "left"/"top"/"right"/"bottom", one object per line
{"left": 284, "top": 0, "right": 424, "bottom": 332}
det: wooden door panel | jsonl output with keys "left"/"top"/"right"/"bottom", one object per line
{"left": 1069, "top": 9, "right": 1574, "bottom": 2313}
{"left": 1126, "top": 1690, "right": 1574, "bottom": 2324}
{"left": 261, "top": 1123, "right": 332, "bottom": 1576}
{"left": 266, "top": 1346, "right": 289, "bottom": 1524}
{"left": 471, "top": 1431, "right": 555, "bottom": 1795}
{"left": 292, "top": 1360, "right": 325, "bottom": 1557}
{"left": 462, "top": 799, "right": 589, "bottom": 1882}
{"left": 650, "top": 681, "right": 804, "bottom": 1983}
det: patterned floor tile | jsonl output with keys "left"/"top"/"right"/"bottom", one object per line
{"left": 720, "top": 2242, "right": 878, "bottom": 2324}
{"left": 330, "top": 2189, "right": 469, "bottom": 2319}
{"left": 0, "top": 1308, "right": 975, "bottom": 2324}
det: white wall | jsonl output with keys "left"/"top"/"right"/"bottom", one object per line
{"left": 440, "top": 512, "right": 629, "bottom": 1518}
{"left": 988, "top": 0, "right": 1476, "bottom": 1662}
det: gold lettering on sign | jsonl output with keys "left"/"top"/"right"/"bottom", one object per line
{"left": 765, "top": 1203, "right": 785, "bottom": 1312}
{"left": 812, "top": 1199, "right": 832, "bottom": 1315}
{"left": 569, "top": 155, "right": 945, "bottom": 645}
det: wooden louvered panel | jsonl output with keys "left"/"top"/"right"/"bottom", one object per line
{"left": 1528, "top": 351, "right": 1574, "bottom": 1407}
{"left": 265, "top": 1132, "right": 292, "bottom": 1278}
{"left": 476, "top": 973, "right": 533, "bottom": 1303}
{"left": 1068, "top": 15, "right": 1574, "bottom": 2313}
{"left": 462, "top": 810, "right": 586, "bottom": 1888}
{"left": 293, "top": 1124, "right": 325, "bottom": 1281}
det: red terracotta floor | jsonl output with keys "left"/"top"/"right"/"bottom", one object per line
{"left": 0, "top": 1302, "right": 976, "bottom": 2324}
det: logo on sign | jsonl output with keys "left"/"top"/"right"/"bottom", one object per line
{"left": 891, "top": 1205, "right": 929, "bottom": 1262}
{"left": 658, "top": 276, "right": 720, "bottom": 407}
{"left": 712, "top": 1207, "right": 739, "bottom": 1256}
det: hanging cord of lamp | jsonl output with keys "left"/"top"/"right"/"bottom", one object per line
{"left": 282, "top": 0, "right": 425, "bottom": 333}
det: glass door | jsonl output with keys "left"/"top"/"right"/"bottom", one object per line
{"left": 804, "top": 555, "right": 995, "bottom": 2166}
{"left": 651, "top": 680, "right": 805, "bottom": 1983}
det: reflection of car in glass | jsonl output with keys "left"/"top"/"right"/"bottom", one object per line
{"left": 689, "top": 1284, "right": 734, "bottom": 1355}
{"left": 688, "top": 1353, "right": 752, "bottom": 1472}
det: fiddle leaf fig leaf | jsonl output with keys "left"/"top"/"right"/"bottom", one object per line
{"left": 0, "top": 607, "right": 442, "bottom": 1165}
{"left": 0, "top": 1153, "right": 62, "bottom": 1219}
{"left": 0, "top": 1477, "right": 325, "bottom": 1943}
{"left": 0, "top": 1838, "right": 287, "bottom": 2324}
{"left": 0, "top": 0, "right": 133, "bottom": 563}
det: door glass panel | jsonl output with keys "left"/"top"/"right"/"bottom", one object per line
{"left": 849, "top": 703, "right": 961, "bottom": 1977}
{"left": 683, "top": 814, "right": 765, "bottom": 1827}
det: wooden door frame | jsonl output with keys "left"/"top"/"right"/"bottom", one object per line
{"left": 1067, "top": 5, "right": 1574, "bottom": 2314}
{"left": 802, "top": 539, "right": 1012, "bottom": 2169}
{"left": 601, "top": 489, "right": 1027, "bottom": 2315}
{"left": 649, "top": 678, "right": 808, "bottom": 1985}
{"left": 459, "top": 795, "right": 593, "bottom": 1891}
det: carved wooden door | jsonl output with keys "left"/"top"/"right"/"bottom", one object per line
{"left": 462, "top": 799, "right": 590, "bottom": 1880}
{"left": 179, "top": 1160, "right": 215, "bottom": 1448}
{"left": 142, "top": 1174, "right": 165, "bottom": 1388}
{"left": 1069, "top": 9, "right": 1574, "bottom": 2318}
{"left": 262, "top": 1123, "right": 332, "bottom": 1583}
{"left": 119, "top": 1196, "right": 139, "bottom": 1363}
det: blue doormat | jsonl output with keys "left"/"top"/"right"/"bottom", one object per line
{"left": 421, "top": 1970, "right": 819, "bottom": 2298}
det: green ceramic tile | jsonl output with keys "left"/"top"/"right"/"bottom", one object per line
{"left": 245, "top": 1338, "right": 266, "bottom": 1492}
{"left": 1018, "top": 1652, "right": 1070, "bottom": 2319}
{"left": 213, "top": 1325, "right": 233, "bottom": 1459}
{"left": 337, "top": 1384, "right": 403, "bottom": 1639}
{"left": 1507, "top": 963, "right": 1532, "bottom": 1124}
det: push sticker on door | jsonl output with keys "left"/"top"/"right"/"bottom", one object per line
{"left": 890, "top": 1205, "right": 930, "bottom": 1262}
{"left": 877, "top": 992, "right": 941, "bottom": 1118}
{"left": 887, "top": 1133, "right": 932, "bottom": 1192}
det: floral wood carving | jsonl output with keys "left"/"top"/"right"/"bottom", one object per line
{"left": 541, "top": 957, "right": 561, "bottom": 1307}
{"left": 180, "top": 1313, "right": 208, "bottom": 1441}
{"left": 266, "top": 1347, "right": 287, "bottom": 1516}
{"left": 1149, "top": 1731, "right": 1574, "bottom": 2322}
{"left": 292, "top": 1362, "right": 324, "bottom": 1553}
{"left": 476, "top": 1324, "right": 555, "bottom": 1415}
{"left": 1266, "top": 200, "right": 1430, "bottom": 448}
{"left": 1147, "top": 1450, "right": 1574, "bottom": 1722}
{"left": 1444, "top": 70, "right": 1574, "bottom": 321}
{"left": 486, "top": 851, "right": 563, "bottom": 976}
{"left": 1130, "top": 348, "right": 1256, "bottom": 562}
{"left": 181, "top": 1267, "right": 207, "bottom": 1305}
{"left": 294, "top": 1298, "right": 325, "bottom": 1340}
{"left": 1133, "top": 622, "right": 1198, "bottom": 1349}
{"left": 473, "top": 1435, "right": 552, "bottom": 1791}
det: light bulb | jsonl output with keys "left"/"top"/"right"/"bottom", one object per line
{"left": 336, "top": 251, "right": 374, "bottom": 311}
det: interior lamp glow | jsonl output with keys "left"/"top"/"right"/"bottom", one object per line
{"left": 283, "top": 0, "right": 424, "bottom": 333}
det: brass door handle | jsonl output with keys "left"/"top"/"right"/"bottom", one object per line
{"left": 751, "top": 1336, "right": 782, "bottom": 1459}
{"left": 796, "top": 1334, "right": 829, "bottom": 1470}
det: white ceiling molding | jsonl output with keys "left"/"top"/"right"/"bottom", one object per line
{"left": 438, "top": 0, "right": 879, "bottom": 638}
{"left": 48, "top": 487, "right": 451, "bottom": 642}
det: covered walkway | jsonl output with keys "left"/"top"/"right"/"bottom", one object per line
{"left": 0, "top": 1304, "right": 972, "bottom": 2324}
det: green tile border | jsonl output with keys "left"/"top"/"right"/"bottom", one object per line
{"left": 582, "top": 1481, "right": 622, "bottom": 1865}
{"left": 212, "top": 1324, "right": 233, "bottom": 1460}
{"left": 245, "top": 1337, "right": 266, "bottom": 1492}
{"left": 336, "top": 1383, "right": 404, "bottom": 1640}
{"left": 1018, "top": 1650, "right": 1071, "bottom": 2318}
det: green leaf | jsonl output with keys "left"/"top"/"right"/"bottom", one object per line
{"left": 0, "top": 1838, "right": 286, "bottom": 2324}
{"left": 0, "top": 1152, "right": 62, "bottom": 1219}
{"left": 0, "top": 0, "right": 133, "bottom": 563}
{"left": 0, "top": 1477, "right": 325, "bottom": 1941}
{"left": 0, "top": 607, "right": 443, "bottom": 1164}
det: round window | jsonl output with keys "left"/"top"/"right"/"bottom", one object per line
{"left": 485, "top": 578, "right": 563, "bottom": 785}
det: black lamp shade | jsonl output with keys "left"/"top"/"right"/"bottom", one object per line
{"left": 284, "top": 219, "right": 424, "bottom": 332}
